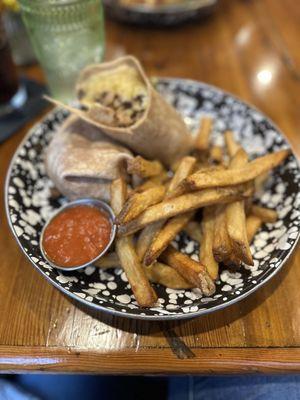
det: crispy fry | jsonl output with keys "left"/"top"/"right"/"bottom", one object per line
{"left": 141, "top": 157, "right": 196, "bottom": 264}
{"left": 144, "top": 212, "right": 194, "bottom": 266}
{"left": 246, "top": 215, "right": 262, "bottom": 242}
{"left": 118, "top": 184, "right": 251, "bottom": 236}
{"left": 149, "top": 171, "right": 170, "bottom": 185}
{"left": 222, "top": 253, "right": 242, "bottom": 268}
{"left": 254, "top": 171, "right": 269, "bottom": 193}
{"left": 132, "top": 172, "right": 170, "bottom": 194}
{"left": 226, "top": 148, "right": 253, "bottom": 265}
{"left": 136, "top": 221, "right": 165, "bottom": 261}
{"left": 224, "top": 130, "right": 241, "bottom": 157}
{"left": 210, "top": 145, "right": 223, "bottom": 164}
{"left": 170, "top": 164, "right": 226, "bottom": 198}
{"left": 133, "top": 179, "right": 157, "bottom": 193}
{"left": 171, "top": 158, "right": 181, "bottom": 172}
{"left": 194, "top": 158, "right": 211, "bottom": 168}
{"left": 213, "top": 205, "right": 232, "bottom": 262}
{"left": 94, "top": 252, "right": 120, "bottom": 268}
{"left": 146, "top": 262, "right": 193, "bottom": 289}
{"left": 110, "top": 177, "right": 128, "bottom": 214}
{"left": 194, "top": 116, "right": 213, "bottom": 152}
{"left": 227, "top": 200, "right": 253, "bottom": 265}
{"left": 127, "top": 156, "right": 165, "bottom": 178}
{"left": 182, "top": 149, "right": 289, "bottom": 191}
{"left": 166, "top": 156, "right": 197, "bottom": 198}
{"left": 251, "top": 205, "right": 278, "bottom": 223}
{"left": 116, "top": 185, "right": 165, "bottom": 224}
{"left": 115, "top": 237, "right": 157, "bottom": 307}
{"left": 94, "top": 257, "right": 193, "bottom": 289}
{"left": 245, "top": 198, "right": 253, "bottom": 215}
{"left": 110, "top": 178, "right": 157, "bottom": 307}
{"left": 160, "top": 246, "right": 215, "bottom": 295}
{"left": 183, "top": 221, "right": 202, "bottom": 242}
{"left": 200, "top": 207, "right": 219, "bottom": 280}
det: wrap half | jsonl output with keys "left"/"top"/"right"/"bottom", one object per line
{"left": 46, "top": 115, "right": 133, "bottom": 201}
{"left": 47, "top": 56, "right": 192, "bottom": 166}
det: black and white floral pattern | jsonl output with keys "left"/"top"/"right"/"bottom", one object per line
{"left": 5, "top": 78, "right": 300, "bottom": 320}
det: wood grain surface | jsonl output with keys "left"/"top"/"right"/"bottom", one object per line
{"left": 0, "top": 0, "right": 299, "bottom": 374}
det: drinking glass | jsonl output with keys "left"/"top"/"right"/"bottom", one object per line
{"left": 18, "top": 0, "right": 105, "bottom": 102}
{"left": 0, "top": 13, "right": 26, "bottom": 116}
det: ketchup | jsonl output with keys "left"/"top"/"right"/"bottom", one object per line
{"left": 42, "top": 205, "right": 111, "bottom": 268}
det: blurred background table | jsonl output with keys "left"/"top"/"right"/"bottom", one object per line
{"left": 1, "top": 0, "right": 300, "bottom": 374}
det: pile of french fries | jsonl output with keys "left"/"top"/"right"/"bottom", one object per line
{"left": 96, "top": 117, "right": 289, "bottom": 307}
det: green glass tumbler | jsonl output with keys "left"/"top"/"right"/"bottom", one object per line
{"left": 19, "top": 0, "right": 105, "bottom": 102}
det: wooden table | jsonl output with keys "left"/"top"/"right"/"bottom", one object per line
{"left": 1, "top": 0, "right": 300, "bottom": 374}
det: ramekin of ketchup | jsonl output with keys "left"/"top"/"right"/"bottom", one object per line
{"left": 40, "top": 199, "right": 116, "bottom": 271}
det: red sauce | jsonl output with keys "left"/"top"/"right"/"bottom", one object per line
{"left": 42, "top": 205, "right": 112, "bottom": 268}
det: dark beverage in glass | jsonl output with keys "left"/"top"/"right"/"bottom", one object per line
{"left": 0, "top": 15, "right": 19, "bottom": 105}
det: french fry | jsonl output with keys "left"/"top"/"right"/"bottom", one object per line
{"left": 94, "top": 257, "right": 193, "bottom": 289}
{"left": 210, "top": 145, "right": 223, "bottom": 164}
{"left": 94, "top": 252, "right": 120, "bottom": 268}
{"left": 115, "top": 237, "right": 157, "bottom": 307}
{"left": 222, "top": 253, "right": 242, "bottom": 269}
{"left": 183, "top": 221, "right": 202, "bottom": 242}
{"left": 132, "top": 171, "right": 170, "bottom": 194}
{"left": 166, "top": 156, "right": 197, "bottom": 198}
{"left": 110, "top": 177, "right": 128, "bottom": 214}
{"left": 144, "top": 212, "right": 194, "bottom": 266}
{"left": 213, "top": 205, "right": 232, "bottom": 263}
{"left": 246, "top": 215, "right": 262, "bottom": 242}
{"left": 146, "top": 262, "right": 193, "bottom": 289}
{"left": 194, "top": 116, "right": 213, "bottom": 152}
{"left": 226, "top": 149, "right": 253, "bottom": 266}
{"left": 227, "top": 200, "right": 253, "bottom": 265}
{"left": 255, "top": 171, "right": 269, "bottom": 193}
{"left": 136, "top": 221, "right": 165, "bottom": 261}
{"left": 245, "top": 198, "right": 253, "bottom": 215}
{"left": 133, "top": 179, "right": 157, "bottom": 194}
{"left": 127, "top": 156, "right": 165, "bottom": 178}
{"left": 182, "top": 149, "right": 289, "bottom": 191}
{"left": 228, "top": 148, "right": 248, "bottom": 168}
{"left": 170, "top": 164, "right": 226, "bottom": 198}
{"left": 251, "top": 205, "right": 278, "bottom": 223}
{"left": 116, "top": 185, "right": 166, "bottom": 224}
{"left": 194, "top": 158, "right": 212, "bottom": 168}
{"left": 221, "top": 149, "right": 251, "bottom": 268}
{"left": 149, "top": 171, "right": 170, "bottom": 185}
{"left": 200, "top": 207, "right": 219, "bottom": 280}
{"left": 141, "top": 157, "right": 196, "bottom": 264}
{"left": 224, "top": 130, "right": 241, "bottom": 157}
{"left": 118, "top": 184, "right": 251, "bottom": 237}
{"left": 110, "top": 178, "right": 157, "bottom": 307}
{"left": 171, "top": 158, "right": 181, "bottom": 172}
{"left": 102, "top": 251, "right": 236, "bottom": 286}
{"left": 160, "top": 246, "right": 215, "bottom": 296}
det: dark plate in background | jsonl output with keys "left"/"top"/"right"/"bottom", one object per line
{"left": 104, "top": 0, "right": 218, "bottom": 26}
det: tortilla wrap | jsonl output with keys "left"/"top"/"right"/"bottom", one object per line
{"left": 46, "top": 56, "right": 192, "bottom": 166}
{"left": 46, "top": 115, "right": 133, "bottom": 201}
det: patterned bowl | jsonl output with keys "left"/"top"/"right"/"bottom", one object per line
{"left": 5, "top": 78, "right": 300, "bottom": 320}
